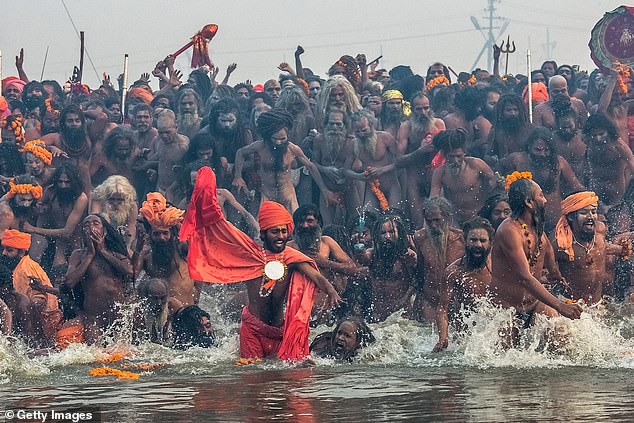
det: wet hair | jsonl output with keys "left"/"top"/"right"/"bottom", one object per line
{"left": 424, "top": 196, "right": 453, "bottom": 219}
{"left": 333, "top": 316, "right": 376, "bottom": 349}
{"left": 322, "top": 224, "right": 353, "bottom": 257}
{"left": 583, "top": 113, "right": 619, "bottom": 141}
{"left": 207, "top": 97, "right": 240, "bottom": 128}
{"left": 90, "top": 214, "right": 130, "bottom": 258}
{"left": 137, "top": 278, "right": 169, "bottom": 299}
{"left": 350, "top": 109, "right": 377, "bottom": 128}
{"left": 22, "top": 80, "right": 49, "bottom": 99}
{"left": 171, "top": 305, "right": 215, "bottom": 349}
{"left": 462, "top": 216, "right": 494, "bottom": 242}
{"left": 433, "top": 128, "right": 466, "bottom": 153}
{"left": 317, "top": 75, "right": 361, "bottom": 123}
{"left": 187, "top": 69, "right": 213, "bottom": 102}
{"left": 494, "top": 94, "right": 528, "bottom": 127}
{"left": 52, "top": 163, "right": 84, "bottom": 200}
{"left": 0, "top": 143, "right": 25, "bottom": 176}
{"left": 183, "top": 133, "right": 215, "bottom": 165}
{"left": 257, "top": 109, "right": 294, "bottom": 141}
{"left": 508, "top": 178, "right": 535, "bottom": 218}
{"left": 293, "top": 204, "right": 323, "bottom": 228}
{"left": 179, "top": 159, "right": 213, "bottom": 197}
{"left": 557, "top": 65, "right": 576, "bottom": 91}
{"left": 587, "top": 69, "right": 604, "bottom": 105}
{"left": 103, "top": 127, "right": 135, "bottom": 159}
{"left": 478, "top": 193, "right": 509, "bottom": 222}
{"left": 370, "top": 214, "right": 409, "bottom": 262}
{"left": 526, "top": 127, "right": 559, "bottom": 193}
{"left": 59, "top": 105, "right": 86, "bottom": 132}
{"left": 275, "top": 86, "right": 310, "bottom": 115}
{"left": 453, "top": 86, "right": 483, "bottom": 119}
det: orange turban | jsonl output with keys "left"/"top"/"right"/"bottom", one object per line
{"left": 2, "top": 229, "right": 31, "bottom": 250}
{"left": 258, "top": 201, "right": 294, "bottom": 234}
{"left": 523, "top": 82, "right": 549, "bottom": 105}
{"left": 0, "top": 96, "right": 8, "bottom": 120}
{"left": 143, "top": 192, "right": 167, "bottom": 213}
{"left": 555, "top": 191, "right": 599, "bottom": 261}
{"left": 140, "top": 202, "right": 184, "bottom": 230}
{"left": 128, "top": 87, "right": 154, "bottom": 104}
{"left": 21, "top": 140, "right": 53, "bottom": 165}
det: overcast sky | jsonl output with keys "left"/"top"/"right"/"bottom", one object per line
{"left": 0, "top": 0, "right": 624, "bottom": 89}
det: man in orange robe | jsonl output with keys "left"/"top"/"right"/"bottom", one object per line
{"left": 179, "top": 167, "right": 341, "bottom": 360}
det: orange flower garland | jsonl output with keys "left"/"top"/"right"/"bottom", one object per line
{"left": 615, "top": 63, "right": 631, "bottom": 95}
{"left": 505, "top": 171, "right": 533, "bottom": 191}
{"left": 369, "top": 179, "right": 389, "bottom": 211}
{"left": 425, "top": 75, "right": 450, "bottom": 91}
{"left": 44, "top": 98, "right": 60, "bottom": 118}
{"left": 21, "top": 140, "right": 53, "bottom": 165}
{"left": 7, "top": 179, "right": 43, "bottom": 199}
{"left": 467, "top": 75, "right": 477, "bottom": 85}
{"left": 1, "top": 116, "right": 25, "bottom": 144}
{"left": 89, "top": 366, "right": 140, "bottom": 380}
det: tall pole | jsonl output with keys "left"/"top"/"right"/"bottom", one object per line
{"left": 487, "top": 0, "right": 495, "bottom": 73}
{"left": 527, "top": 49, "right": 533, "bottom": 124}
{"left": 121, "top": 54, "right": 129, "bottom": 125}
{"left": 79, "top": 31, "right": 85, "bottom": 83}
{"left": 0, "top": 50, "right": 3, "bottom": 97}
{"left": 40, "top": 46, "right": 50, "bottom": 81}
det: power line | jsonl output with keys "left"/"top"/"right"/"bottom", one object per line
{"left": 60, "top": 0, "right": 100, "bottom": 81}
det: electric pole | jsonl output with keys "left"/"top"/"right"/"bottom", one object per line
{"left": 471, "top": 0, "right": 507, "bottom": 71}
{"left": 541, "top": 27, "right": 556, "bottom": 59}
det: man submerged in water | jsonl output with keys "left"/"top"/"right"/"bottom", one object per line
{"left": 310, "top": 316, "right": 375, "bottom": 361}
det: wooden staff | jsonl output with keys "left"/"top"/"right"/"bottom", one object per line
{"left": 79, "top": 31, "right": 85, "bottom": 83}
{"left": 0, "top": 49, "right": 3, "bottom": 97}
{"left": 527, "top": 49, "right": 533, "bottom": 123}
{"left": 40, "top": 46, "right": 49, "bottom": 81}
{"left": 121, "top": 54, "right": 129, "bottom": 125}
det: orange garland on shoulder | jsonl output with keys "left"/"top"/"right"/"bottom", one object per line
{"left": 425, "top": 75, "right": 450, "bottom": 91}
{"left": 505, "top": 171, "right": 533, "bottom": 191}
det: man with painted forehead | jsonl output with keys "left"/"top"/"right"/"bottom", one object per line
{"left": 180, "top": 167, "right": 341, "bottom": 361}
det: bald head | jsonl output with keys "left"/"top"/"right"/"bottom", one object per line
{"left": 548, "top": 75, "right": 569, "bottom": 101}
{"left": 548, "top": 75, "right": 567, "bottom": 91}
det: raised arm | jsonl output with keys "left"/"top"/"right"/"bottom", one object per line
{"left": 64, "top": 248, "right": 93, "bottom": 289}
{"left": 232, "top": 142, "right": 261, "bottom": 195}
{"left": 218, "top": 188, "right": 259, "bottom": 233}
{"left": 25, "top": 194, "right": 88, "bottom": 238}
{"left": 291, "top": 143, "right": 337, "bottom": 205}
{"left": 294, "top": 46, "right": 305, "bottom": 80}
{"left": 293, "top": 261, "right": 342, "bottom": 309}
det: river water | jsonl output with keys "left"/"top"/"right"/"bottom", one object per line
{"left": 1, "top": 293, "right": 633, "bottom": 422}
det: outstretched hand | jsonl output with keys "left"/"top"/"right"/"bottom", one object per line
{"left": 295, "top": 45, "right": 305, "bottom": 56}
{"left": 227, "top": 63, "right": 238, "bottom": 75}
{"left": 493, "top": 43, "right": 502, "bottom": 60}
{"left": 15, "top": 48, "right": 24, "bottom": 70}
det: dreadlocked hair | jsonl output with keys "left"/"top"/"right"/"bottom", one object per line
{"left": 93, "top": 214, "right": 129, "bottom": 258}
{"left": 317, "top": 75, "right": 361, "bottom": 124}
{"left": 257, "top": 109, "right": 294, "bottom": 141}
{"left": 433, "top": 128, "right": 466, "bottom": 154}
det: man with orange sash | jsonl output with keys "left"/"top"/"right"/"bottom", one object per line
{"left": 1, "top": 229, "right": 62, "bottom": 346}
{"left": 179, "top": 167, "right": 341, "bottom": 360}
{"left": 554, "top": 191, "right": 631, "bottom": 304}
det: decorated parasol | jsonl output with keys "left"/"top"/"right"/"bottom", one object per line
{"left": 173, "top": 24, "right": 219, "bottom": 69}
{"left": 589, "top": 6, "right": 634, "bottom": 73}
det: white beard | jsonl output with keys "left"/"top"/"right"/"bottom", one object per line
{"left": 354, "top": 132, "right": 378, "bottom": 159}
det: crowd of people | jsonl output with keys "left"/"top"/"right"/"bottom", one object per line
{"left": 0, "top": 42, "right": 633, "bottom": 361}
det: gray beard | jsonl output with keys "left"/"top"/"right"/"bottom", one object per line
{"left": 355, "top": 132, "right": 378, "bottom": 158}
{"left": 411, "top": 113, "right": 433, "bottom": 140}
{"left": 323, "top": 130, "right": 347, "bottom": 163}
{"left": 103, "top": 204, "right": 130, "bottom": 228}
{"left": 178, "top": 113, "right": 200, "bottom": 133}
{"left": 144, "top": 302, "right": 169, "bottom": 342}
{"left": 429, "top": 225, "right": 449, "bottom": 261}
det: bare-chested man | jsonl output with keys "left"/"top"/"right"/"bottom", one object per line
{"left": 132, "top": 104, "right": 157, "bottom": 151}
{"left": 489, "top": 177, "right": 581, "bottom": 346}
{"left": 500, "top": 127, "right": 584, "bottom": 231}
{"left": 288, "top": 204, "right": 360, "bottom": 322}
{"left": 176, "top": 88, "right": 203, "bottom": 140}
{"left": 487, "top": 94, "right": 533, "bottom": 166}
{"left": 364, "top": 214, "right": 417, "bottom": 322}
{"left": 394, "top": 92, "right": 445, "bottom": 229}
{"left": 135, "top": 278, "right": 183, "bottom": 344}
{"left": 149, "top": 110, "right": 189, "bottom": 197}
{"left": 412, "top": 197, "right": 465, "bottom": 322}
{"left": 90, "top": 127, "right": 141, "bottom": 187}
{"left": 434, "top": 217, "right": 494, "bottom": 352}
{"left": 25, "top": 164, "right": 88, "bottom": 267}
{"left": 553, "top": 191, "right": 632, "bottom": 305}
{"left": 583, "top": 113, "right": 634, "bottom": 205}
{"left": 0, "top": 175, "right": 41, "bottom": 237}
{"left": 0, "top": 264, "right": 34, "bottom": 341}
{"left": 312, "top": 110, "right": 358, "bottom": 224}
{"left": 379, "top": 90, "right": 406, "bottom": 139}
{"left": 233, "top": 110, "right": 337, "bottom": 213}
{"left": 135, "top": 201, "right": 200, "bottom": 306}
{"left": 346, "top": 110, "right": 401, "bottom": 210}
{"left": 65, "top": 215, "right": 133, "bottom": 344}
{"left": 430, "top": 129, "right": 497, "bottom": 225}
{"left": 533, "top": 75, "right": 588, "bottom": 131}
{"left": 595, "top": 65, "right": 631, "bottom": 145}
{"left": 553, "top": 107, "right": 586, "bottom": 180}
{"left": 42, "top": 105, "right": 107, "bottom": 194}
{"left": 180, "top": 167, "right": 341, "bottom": 360}
{"left": 444, "top": 86, "right": 492, "bottom": 159}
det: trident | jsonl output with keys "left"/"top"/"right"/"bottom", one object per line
{"left": 500, "top": 35, "right": 516, "bottom": 76}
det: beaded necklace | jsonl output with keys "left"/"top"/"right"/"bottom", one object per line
{"left": 516, "top": 219, "right": 541, "bottom": 267}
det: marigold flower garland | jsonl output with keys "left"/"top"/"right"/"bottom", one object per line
{"left": 7, "top": 179, "right": 43, "bottom": 199}
{"left": 21, "top": 140, "right": 53, "bottom": 165}
{"left": 505, "top": 171, "right": 533, "bottom": 191}
{"left": 425, "top": 75, "right": 450, "bottom": 91}
{"left": 615, "top": 63, "right": 631, "bottom": 95}
{"left": 369, "top": 179, "right": 389, "bottom": 211}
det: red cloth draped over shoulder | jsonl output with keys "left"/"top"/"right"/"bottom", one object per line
{"left": 179, "top": 166, "right": 317, "bottom": 360}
